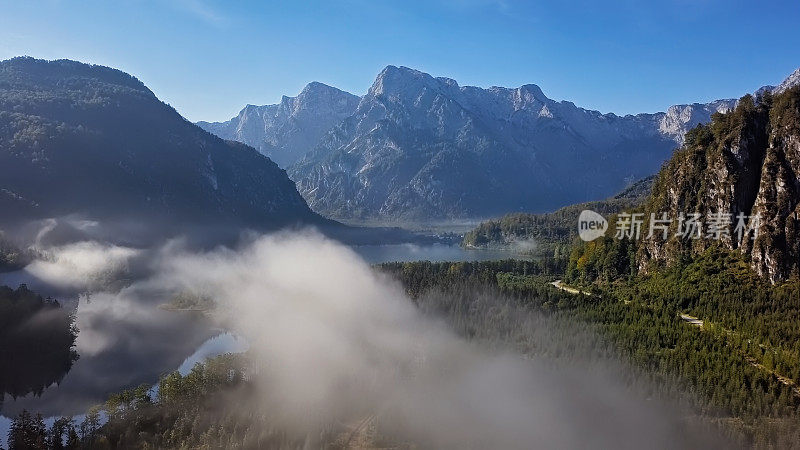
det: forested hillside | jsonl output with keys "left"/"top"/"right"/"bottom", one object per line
{"left": 380, "top": 260, "right": 800, "bottom": 448}
{"left": 0, "top": 57, "right": 319, "bottom": 229}
{"left": 462, "top": 176, "right": 653, "bottom": 256}
{"left": 523, "top": 86, "right": 800, "bottom": 449}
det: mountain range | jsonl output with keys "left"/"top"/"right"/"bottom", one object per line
{"left": 4, "top": 56, "right": 797, "bottom": 237}
{"left": 0, "top": 57, "right": 321, "bottom": 231}
{"left": 198, "top": 65, "right": 800, "bottom": 222}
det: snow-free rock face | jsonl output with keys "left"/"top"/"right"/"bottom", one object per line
{"left": 289, "top": 66, "right": 732, "bottom": 221}
{"left": 748, "top": 97, "right": 800, "bottom": 282}
{"left": 775, "top": 68, "right": 800, "bottom": 94}
{"left": 658, "top": 100, "right": 737, "bottom": 145}
{"left": 197, "top": 83, "right": 360, "bottom": 168}
{"left": 639, "top": 87, "right": 800, "bottom": 282}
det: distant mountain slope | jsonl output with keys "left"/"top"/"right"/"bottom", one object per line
{"left": 462, "top": 176, "right": 654, "bottom": 255}
{"left": 197, "top": 82, "right": 359, "bottom": 168}
{"left": 639, "top": 86, "right": 800, "bottom": 282}
{"left": 657, "top": 100, "right": 738, "bottom": 146}
{"left": 0, "top": 57, "right": 319, "bottom": 229}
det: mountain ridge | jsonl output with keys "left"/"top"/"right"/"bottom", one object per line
{"left": 0, "top": 56, "right": 322, "bottom": 231}
{"left": 197, "top": 81, "right": 359, "bottom": 168}
{"left": 289, "top": 66, "right": 724, "bottom": 220}
{"left": 199, "top": 64, "right": 800, "bottom": 222}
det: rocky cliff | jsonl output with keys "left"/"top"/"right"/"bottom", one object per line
{"left": 199, "top": 65, "right": 798, "bottom": 223}
{"left": 290, "top": 66, "right": 682, "bottom": 221}
{"left": 197, "top": 82, "right": 359, "bottom": 168}
{"left": 639, "top": 87, "right": 800, "bottom": 282}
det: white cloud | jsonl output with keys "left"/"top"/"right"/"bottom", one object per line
{"left": 169, "top": 0, "right": 230, "bottom": 27}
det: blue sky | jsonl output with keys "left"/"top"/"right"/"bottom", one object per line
{"left": 2, "top": 0, "right": 799, "bottom": 122}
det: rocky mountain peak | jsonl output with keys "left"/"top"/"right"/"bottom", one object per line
{"left": 435, "top": 76, "right": 460, "bottom": 88}
{"left": 238, "top": 103, "right": 264, "bottom": 119}
{"left": 296, "top": 81, "right": 350, "bottom": 102}
{"left": 284, "top": 81, "right": 358, "bottom": 117}
{"left": 369, "top": 65, "right": 454, "bottom": 98}
{"left": 196, "top": 81, "right": 359, "bottom": 168}
{"left": 516, "top": 83, "right": 547, "bottom": 100}
{"left": 299, "top": 80, "right": 331, "bottom": 93}
{"left": 509, "top": 84, "right": 548, "bottom": 110}
{"left": 658, "top": 100, "right": 737, "bottom": 144}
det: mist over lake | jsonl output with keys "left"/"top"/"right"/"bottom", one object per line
{"left": 2, "top": 3, "right": 800, "bottom": 447}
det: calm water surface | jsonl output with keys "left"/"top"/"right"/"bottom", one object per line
{"left": 352, "top": 242, "right": 530, "bottom": 263}
{"left": 0, "top": 242, "right": 526, "bottom": 441}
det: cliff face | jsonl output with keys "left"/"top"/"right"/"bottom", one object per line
{"left": 289, "top": 66, "right": 678, "bottom": 221}
{"left": 199, "top": 65, "right": 798, "bottom": 222}
{"left": 197, "top": 83, "right": 360, "bottom": 168}
{"left": 640, "top": 87, "right": 800, "bottom": 282}
{"left": 749, "top": 91, "right": 800, "bottom": 281}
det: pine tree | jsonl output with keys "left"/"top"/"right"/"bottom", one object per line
{"left": 65, "top": 424, "right": 81, "bottom": 450}
{"left": 47, "top": 417, "right": 72, "bottom": 450}
{"left": 7, "top": 410, "right": 47, "bottom": 450}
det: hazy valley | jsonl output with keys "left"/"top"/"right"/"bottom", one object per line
{"left": 2, "top": 5, "right": 800, "bottom": 448}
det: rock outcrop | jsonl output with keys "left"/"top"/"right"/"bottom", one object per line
{"left": 639, "top": 88, "right": 800, "bottom": 282}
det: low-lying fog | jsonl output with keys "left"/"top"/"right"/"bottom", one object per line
{"left": 0, "top": 219, "right": 725, "bottom": 449}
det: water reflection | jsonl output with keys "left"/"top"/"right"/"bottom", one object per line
{"left": 0, "top": 240, "right": 526, "bottom": 443}
{"left": 0, "top": 269, "right": 217, "bottom": 419}
{"left": 0, "top": 331, "right": 249, "bottom": 445}
{"left": 0, "top": 285, "right": 78, "bottom": 407}
{"left": 176, "top": 332, "right": 249, "bottom": 375}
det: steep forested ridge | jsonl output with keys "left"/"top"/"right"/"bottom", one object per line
{"left": 0, "top": 57, "right": 319, "bottom": 228}
{"left": 639, "top": 87, "right": 800, "bottom": 282}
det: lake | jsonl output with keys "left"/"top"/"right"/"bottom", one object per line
{"left": 352, "top": 242, "right": 530, "bottom": 263}
{"left": 0, "top": 242, "right": 526, "bottom": 441}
